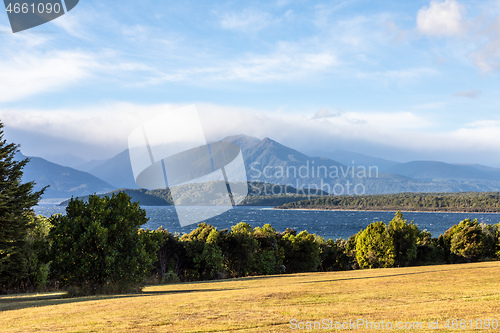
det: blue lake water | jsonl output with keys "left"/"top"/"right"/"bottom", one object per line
{"left": 34, "top": 205, "right": 500, "bottom": 240}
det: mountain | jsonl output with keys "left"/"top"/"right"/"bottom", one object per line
{"left": 237, "top": 138, "right": 500, "bottom": 194}
{"left": 244, "top": 137, "right": 350, "bottom": 190}
{"left": 307, "top": 149, "right": 399, "bottom": 172}
{"left": 18, "top": 153, "right": 115, "bottom": 199}
{"left": 34, "top": 134, "right": 500, "bottom": 199}
{"left": 76, "top": 158, "right": 108, "bottom": 172}
{"left": 42, "top": 153, "right": 88, "bottom": 169}
{"left": 387, "top": 161, "right": 500, "bottom": 181}
{"left": 220, "top": 134, "right": 261, "bottom": 155}
{"left": 86, "top": 135, "right": 261, "bottom": 190}
{"left": 88, "top": 149, "right": 138, "bottom": 189}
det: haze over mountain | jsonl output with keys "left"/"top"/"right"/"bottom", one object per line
{"left": 307, "top": 149, "right": 399, "bottom": 172}
{"left": 87, "top": 149, "right": 138, "bottom": 189}
{"left": 17, "top": 153, "right": 115, "bottom": 199}
{"left": 222, "top": 135, "right": 500, "bottom": 194}
{"left": 22, "top": 134, "right": 500, "bottom": 202}
{"left": 387, "top": 161, "right": 500, "bottom": 181}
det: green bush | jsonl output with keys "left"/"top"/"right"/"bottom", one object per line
{"left": 279, "top": 229, "right": 320, "bottom": 273}
{"left": 181, "top": 223, "right": 225, "bottom": 280}
{"left": 49, "top": 193, "right": 156, "bottom": 295}
{"left": 355, "top": 221, "right": 395, "bottom": 268}
{"left": 387, "top": 211, "right": 420, "bottom": 267}
{"left": 253, "top": 224, "right": 283, "bottom": 275}
{"left": 24, "top": 214, "right": 52, "bottom": 290}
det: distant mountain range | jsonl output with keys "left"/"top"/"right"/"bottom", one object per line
{"left": 20, "top": 134, "right": 500, "bottom": 202}
{"left": 17, "top": 153, "right": 114, "bottom": 199}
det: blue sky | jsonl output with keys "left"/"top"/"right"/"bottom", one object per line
{"left": 1, "top": 0, "right": 500, "bottom": 166}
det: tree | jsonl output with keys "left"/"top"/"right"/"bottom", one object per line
{"left": 318, "top": 238, "right": 349, "bottom": 271}
{"left": 279, "top": 229, "right": 320, "bottom": 273}
{"left": 0, "top": 124, "right": 45, "bottom": 291}
{"left": 445, "top": 219, "right": 493, "bottom": 262}
{"left": 253, "top": 224, "right": 283, "bottom": 275}
{"left": 181, "top": 223, "right": 224, "bottom": 280}
{"left": 387, "top": 211, "right": 420, "bottom": 267}
{"left": 355, "top": 221, "right": 395, "bottom": 269}
{"left": 24, "top": 214, "right": 52, "bottom": 290}
{"left": 148, "top": 227, "right": 185, "bottom": 282}
{"left": 49, "top": 193, "right": 155, "bottom": 295}
{"left": 220, "top": 222, "right": 259, "bottom": 277}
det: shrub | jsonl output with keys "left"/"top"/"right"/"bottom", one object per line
{"left": 49, "top": 193, "right": 155, "bottom": 295}
{"left": 355, "top": 221, "right": 395, "bottom": 268}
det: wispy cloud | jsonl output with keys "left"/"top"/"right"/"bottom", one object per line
{"left": 454, "top": 89, "right": 481, "bottom": 98}
{"left": 312, "top": 108, "right": 342, "bottom": 119}
{"left": 470, "top": 14, "right": 500, "bottom": 72}
{"left": 355, "top": 67, "right": 438, "bottom": 82}
{"left": 142, "top": 43, "right": 338, "bottom": 84}
{"left": 219, "top": 9, "right": 275, "bottom": 32}
{"left": 0, "top": 50, "right": 97, "bottom": 103}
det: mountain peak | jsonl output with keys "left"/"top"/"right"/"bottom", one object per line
{"left": 220, "top": 134, "right": 261, "bottom": 153}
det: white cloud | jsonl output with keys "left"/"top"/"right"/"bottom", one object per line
{"left": 417, "top": 0, "right": 464, "bottom": 37}
{"left": 220, "top": 9, "right": 274, "bottom": 32}
{"left": 0, "top": 102, "right": 175, "bottom": 148}
{"left": 312, "top": 108, "right": 342, "bottom": 119}
{"left": 0, "top": 50, "right": 97, "bottom": 103}
{"left": 143, "top": 43, "right": 338, "bottom": 84}
{"left": 4, "top": 102, "right": 500, "bottom": 165}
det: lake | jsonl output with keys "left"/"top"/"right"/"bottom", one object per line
{"left": 34, "top": 205, "right": 500, "bottom": 240}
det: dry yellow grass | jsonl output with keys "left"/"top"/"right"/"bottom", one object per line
{"left": 0, "top": 262, "right": 499, "bottom": 332}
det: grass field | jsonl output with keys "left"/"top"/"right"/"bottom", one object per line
{"left": 1, "top": 262, "right": 499, "bottom": 332}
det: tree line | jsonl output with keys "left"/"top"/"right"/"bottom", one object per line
{"left": 8, "top": 196, "right": 500, "bottom": 295}
{"left": 277, "top": 192, "right": 500, "bottom": 212}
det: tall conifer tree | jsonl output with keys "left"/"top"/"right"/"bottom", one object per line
{"left": 0, "top": 123, "right": 44, "bottom": 290}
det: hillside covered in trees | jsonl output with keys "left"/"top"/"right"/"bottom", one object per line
{"left": 58, "top": 181, "right": 328, "bottom": 207}
{"left": 276, "top": 192, "right": 500, "bottom": 212}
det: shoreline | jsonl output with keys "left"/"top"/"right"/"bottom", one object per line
{"left": 273, "top": 207, "right": 500, "bottom": 214}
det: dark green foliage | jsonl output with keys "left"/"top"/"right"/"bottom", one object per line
{"left": 415, "top": 230, "right": 445, "bottom": 264}
{"left": 24, "top": 214, "right": 52, "bottom": 290}
{"left": 318, "top": 238, "right": 349, "bottom": 271}
{"left": 253, "top": 224, "right": 284, "bottom": 275}
{"left": 0, "top": 124, "right": 45, "bottom": 292}
{"left": 49, "top": 193, "right": 155, "bottom": 295}
{"left": 279, "top": 229, "right": 320, "bottom": 273}
{"left": 220, "top": 222, "right": 259, "bottom": 277}
{"left": 440, "top": 219, "right": 496, "bottom": 262}
{"left": 278, "top": 192, "right": 500, "bottom": 212}
{"left": 181, "top": 223, "right": 224, "bottom": 280}
{"left": 387, "top": 211, "right": 420, "bottom": 267}
{"left": 149, "top": 228, "right": 185, "bottom": 282}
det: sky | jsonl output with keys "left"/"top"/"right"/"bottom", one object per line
{"left": 1, "top": 0, "right": 500, "bottom": 166}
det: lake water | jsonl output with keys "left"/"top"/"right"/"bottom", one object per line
{"left": 34, "top": 205, "right": 500, "bottom": 240}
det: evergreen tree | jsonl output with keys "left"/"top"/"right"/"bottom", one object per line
{"left": 355, "top": 221, "right": 395, "bottom": 269}
{"left": 0, "top": 124, "right": 44, "bottom": 291}
{"left": 387, "top": 211, "right": 420, "bottom": 267}
{"left": 49, "top": 193, "right": 155, "bottom": 295}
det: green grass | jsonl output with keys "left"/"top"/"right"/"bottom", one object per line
{"left": 1, "top": 262, "right": 499, "bottom": 332}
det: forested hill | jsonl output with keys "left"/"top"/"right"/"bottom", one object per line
{"left": 58, "top": 181, "right": 329, "bottom": 206}
{"left": 275, "top": 192, "right": 500, "bottom": 213}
